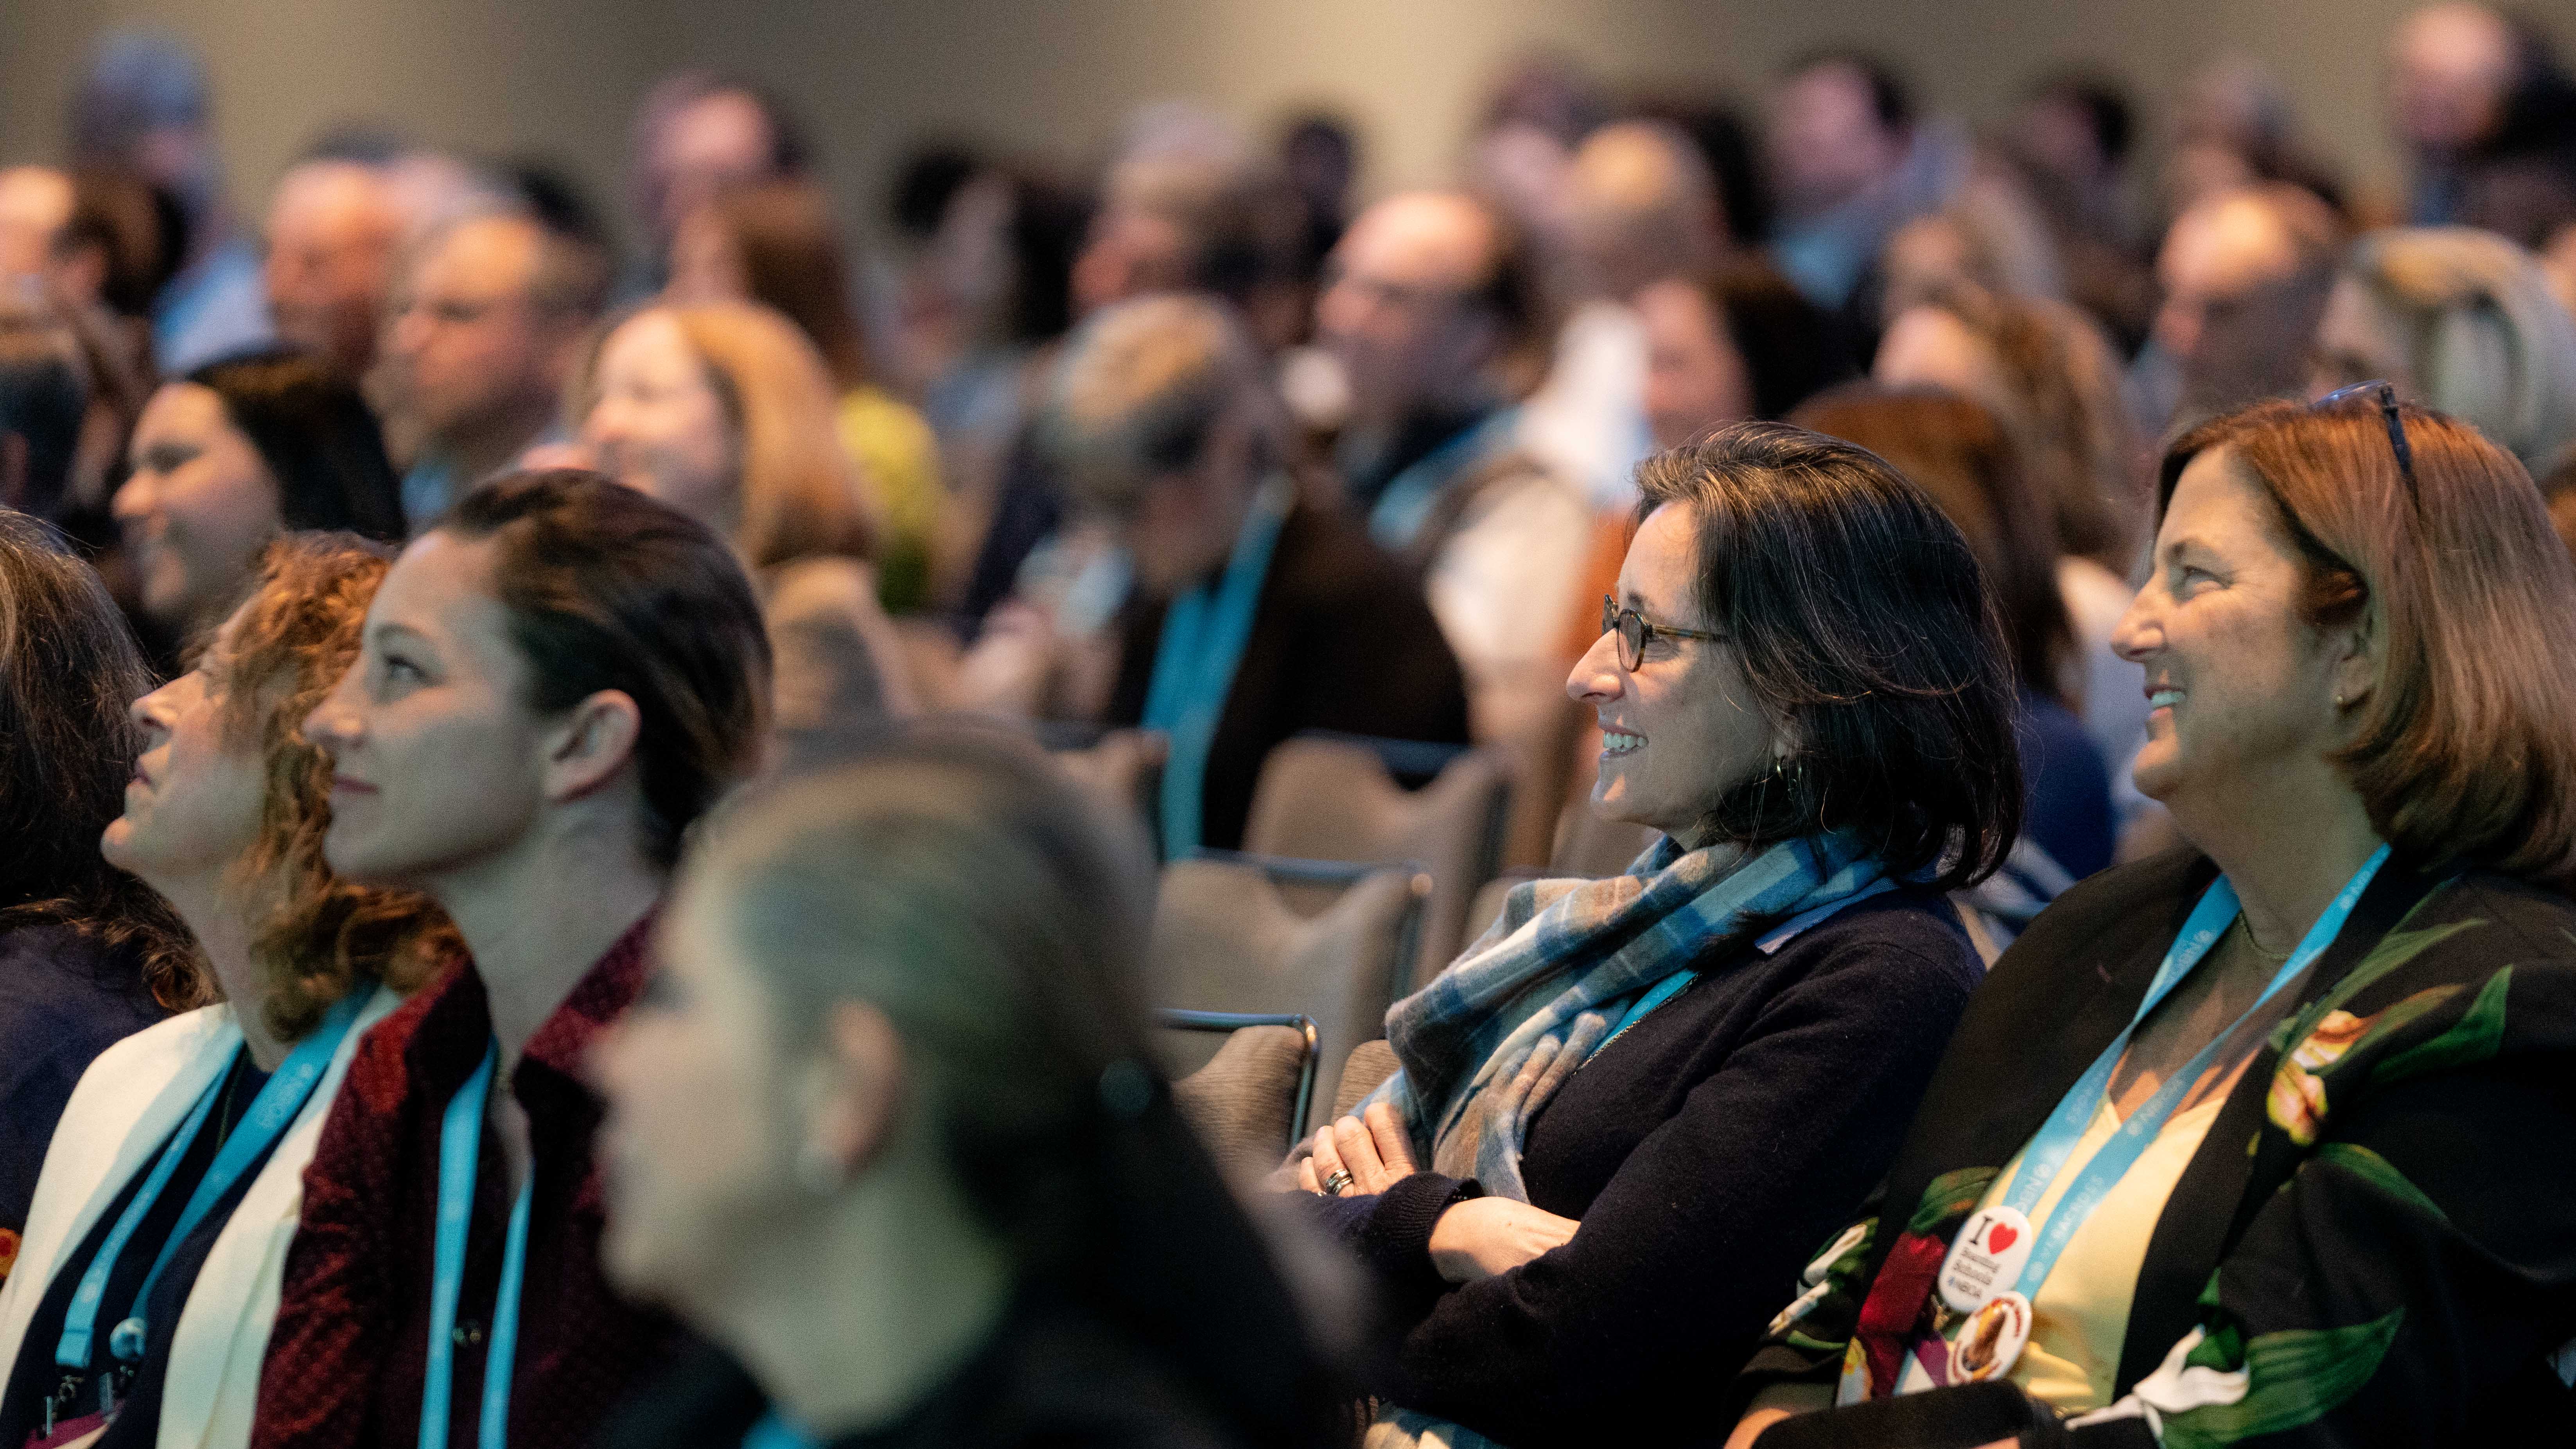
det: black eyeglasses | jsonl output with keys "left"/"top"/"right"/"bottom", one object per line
{"left": 1599, "top": 595, "right": 1724, "bottom": 671}
{"left": 2314, "top": 379, "right": 2418, "bottom": 506}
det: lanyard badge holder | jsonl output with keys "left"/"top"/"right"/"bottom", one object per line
{"left": 45, "top": 995, "right": 367, "bottom": 1436}
{"left": 1930, "top": 846, "right": 2391, "bottom": 1385}
{"left": 421, "top": 1040, "right": 535, "bottom": 1449}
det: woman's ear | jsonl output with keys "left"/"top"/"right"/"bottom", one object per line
{"left": 2327, "top": 603, "right": 2380, "bottom": 715}
{"left": 541, "top": 688, "right": 643, "bottom": 803}
{"left": 799, "top": 1000, "right": 907, "bottom": 1190}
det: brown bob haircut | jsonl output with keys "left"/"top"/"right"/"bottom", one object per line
{"left": 1635, "top": 422, "right": 2023, "bottom": 889}
{"left": 439, "top": 470, "right": 773, "bottom": 869}
{"left": 570, "top": 301, "right": 876, "bottom": 571}
{"left": 219, "top": 533, "right": 459, "bottom": 1038}
{"left": 2159, "top": 397, "right": 2576, "bottom": 889}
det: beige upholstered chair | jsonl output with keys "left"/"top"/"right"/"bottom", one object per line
{"left": 1151, "top": 856, "right": 1428, "bottom": 1120}
{"left": 1243, "top": 737, "right": 1510, "bottom": 991}
{"left": 1167, "top": 1013, "right": 1318, "bottom": 1174}
{"left": 1328, "top": 1038, "right": 1405, "bottom": 1123}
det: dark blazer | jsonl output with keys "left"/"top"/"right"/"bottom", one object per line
{"left": 1312, "top": 888, "right": 1984, "bottom": 1447}
{"left": 1106, "top": 498, "right": 1472, "bottom": 853}
{"left": 1736, "top": 849, "right": 2576, "bottom": 1447}
{"left": 0, "top": 922, "right": 163, "bottom": 1282}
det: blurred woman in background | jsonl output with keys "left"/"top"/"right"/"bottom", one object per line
{"left": 0, "top": 533, "right": 452, "bottom": 1449}
{"left": 0, "top": 515, "right": 197, "bottom": 1291}
{"left": 667, "top": 179, "right": 945, "bottom": 613}
{"left": 1635, "top": 258, "right": 1856, "bottom": 449}
{"left": 1795, "top": 384, "right": 2115, "bottom": 928}
{"left": 112, "top": 350, "right": 405, "bottom": 654}
{"left": 595, "top": 732, "right": 1337, "bottom": 1449}
{"left": 572, "top": 301, "right": 915, "bottom": 763}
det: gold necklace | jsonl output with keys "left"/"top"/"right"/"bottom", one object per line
{"left": 2234, "top": 915, "right": 2293, "bottom": 964}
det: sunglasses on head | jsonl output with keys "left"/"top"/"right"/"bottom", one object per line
{"left": 2314, "top": 379, "right": 2419, "bottom": 506}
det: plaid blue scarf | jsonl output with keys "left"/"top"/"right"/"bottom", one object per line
{"left": 1361, "top": 829, "right": 1886, "bottom": 1201}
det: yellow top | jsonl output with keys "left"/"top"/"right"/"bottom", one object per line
{"left": 1898, "top": 1091, "right": 2228, "bottom": 1411}
{"left": 836, "top": 385, "right": 942, "bottom": 612}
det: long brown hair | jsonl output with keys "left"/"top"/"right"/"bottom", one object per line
{"left": 2161, "top": 397, "right": 2576, "bottom": 888}
{"left": 219, "top": 533, "right": 460, "bottom": 1038}
{"left": 702, "top": 179, "right": 876, "bottom": 391}
{"left": 572, "top": 302, "right": 876, "bottom": 570}
{"left": 1795, "top": 384, "right": 2077, "bottom": 708}
{"left": 0, "top": 510, "right": 201, "bottom": 1007}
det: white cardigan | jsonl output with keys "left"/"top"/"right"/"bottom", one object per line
{"left": 0, "top": 984, "right": 399, "bottom": 1449}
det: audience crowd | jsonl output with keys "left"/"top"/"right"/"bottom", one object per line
{"left": 3, "top": 8, "right": 2576, "bottom": 1447}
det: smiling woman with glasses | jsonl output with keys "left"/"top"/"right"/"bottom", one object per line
{"left": 1281, "top": 421, "right": 2022, "bottom": 1447}
{"left": 1728, "top": 393, "right": 2576, "bottom": 1449}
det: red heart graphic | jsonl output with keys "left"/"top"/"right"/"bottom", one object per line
{"left": 1986, "top": 1222, "right": 2019, "bottom": 1253}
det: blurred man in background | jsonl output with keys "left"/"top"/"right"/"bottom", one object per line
{"left": 2390, "top": 3, "right": 2526, "bottom": 224}
{"left": 2149, "top": 182, "right": 2343, "bottom": 431}
{"left": 625, "top": 71, "right": 809, "bottom": 298}
{"left": 380, "top": 209, "right": 609, "bottom": 524}
{"left": 68, "top": 30, "right": 273, "bottom": 372}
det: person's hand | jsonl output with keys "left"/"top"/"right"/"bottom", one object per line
{"left": 1294, "top": 1101, "right": 1419, "bottom": 1196}
{"left": 1427, "top": 1196, "right": 1579, "bottom": 1282}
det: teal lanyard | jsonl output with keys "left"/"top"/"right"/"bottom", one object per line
{"left": 55, "top": 993, "right": 366, "bottom": 1371}
{"left": 1366, "top": 410, "right": 1515, "bottom": 550}
{"left": 740, "top": 1411, "right": 815, "bottom": 1449}
{"left": 1997, "top": 845, "right": 2392, "bottom": 1298}
{"left": 1140, "top": 480, "right": 1291, "bottom": 857}
{"left": 420, "top": 1041, "right": 536, "bottom": 1449}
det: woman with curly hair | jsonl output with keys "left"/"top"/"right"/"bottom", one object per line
{"left": 0, "top": 533, "right": 454, "bottom": 1449}
{"left": 0, "top": 513, "right": 201, "bottom": 1290}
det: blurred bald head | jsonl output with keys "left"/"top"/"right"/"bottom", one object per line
{"left": 1567, "top": 120, "right": 1727, "bottom": 298}
{"left": 0, "top": 168, "right": 74, "bottom": 282}
{"left": 2154, "top": 183, "right": 2343, "bottom": 419}
{"left": 1316, "top": 190, "right": 1528, "bottom": 429}
{"left": 264, "top": 160, "right": 407, "bottom": 378}
{"left": 2390, "top": 4, "right": 2520, "bottom": 156}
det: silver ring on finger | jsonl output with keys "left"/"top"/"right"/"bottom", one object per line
{"left": 1321, "top": 1167, "right": 1355, "bottom": 1196}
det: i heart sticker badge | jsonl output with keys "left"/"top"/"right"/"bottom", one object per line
{"left": 1937, "top": 1205, "right": 2036, "bottom": 1314}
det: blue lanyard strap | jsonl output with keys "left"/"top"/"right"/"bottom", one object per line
{"left": 1999, "top": 844, "right": 2392, "bottom": 1298}
{"left": 1141, "top": 479, "right": 1291, "bottom": 857}
{"left": 57, "top": 993, "right": 366, "bottom": 1369}
{"left": 1366, "top": 410, "right": 1515, "bottom": 550}
{"left": 421, "top": 1041, "right": 536, "bottom": 1449}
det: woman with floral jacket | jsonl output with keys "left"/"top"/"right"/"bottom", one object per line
{"left": 1726, "top": 392, "right": 2576, "bottom": 1447}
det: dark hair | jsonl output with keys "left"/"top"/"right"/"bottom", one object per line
{"left": 0, "top": 303, "right": 90, "bottom": 521}
{"left": 2029, "top": 70, "right": 2136, "bottom": 166}
{"left": 185, "top": 350, "right": 406, "bottom": 542}
{"left": 694, "top": 727, "right": 1336, "bottom": 1449}
{"left": 1786, "top": 49, "right": 1916, "bottom": 134}
{"left": 1634, "top": 97, "right": 1776, "bottom": 250}
{"left": 1793, "top": 384, "right": 2075, "bottom": 708}
{"left": 439, "top": 471, "right": 772, "bottom": 868}
{"left": 0, "top": 510, "right": 202, "bottom": 1007}
{"left": 1696, "top": 259, "right": 1856, "bottom": 419}
{"left": 60, "top": 167, "right": 179, "bottom": 319}
{"left": 889, "top": 144, "right": 982, "bottom": 241}
{"left": 1634, "top": 422, "right": 2022, "bottom": 888}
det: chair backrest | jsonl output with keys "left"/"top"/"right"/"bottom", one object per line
{"left": 1244, "top": 736, "right": 1510, "bottom": 991}
{"left": 1167, "top": 1017, "right": 1316, "bottom": 1173}
{"left": 1328, "top": 1038, "right": 1404, "bottom": 1123}
{"left": 1151, "top": 857, "right": 1427, "bottom": 1117}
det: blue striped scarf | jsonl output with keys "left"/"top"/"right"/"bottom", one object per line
{"left": 1361, "top": 829, "right": 1887, "bottom": 1200}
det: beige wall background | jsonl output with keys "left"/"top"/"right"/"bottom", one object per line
{"left": 1, "top": 0, "right": 2436, "bottom": 255}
